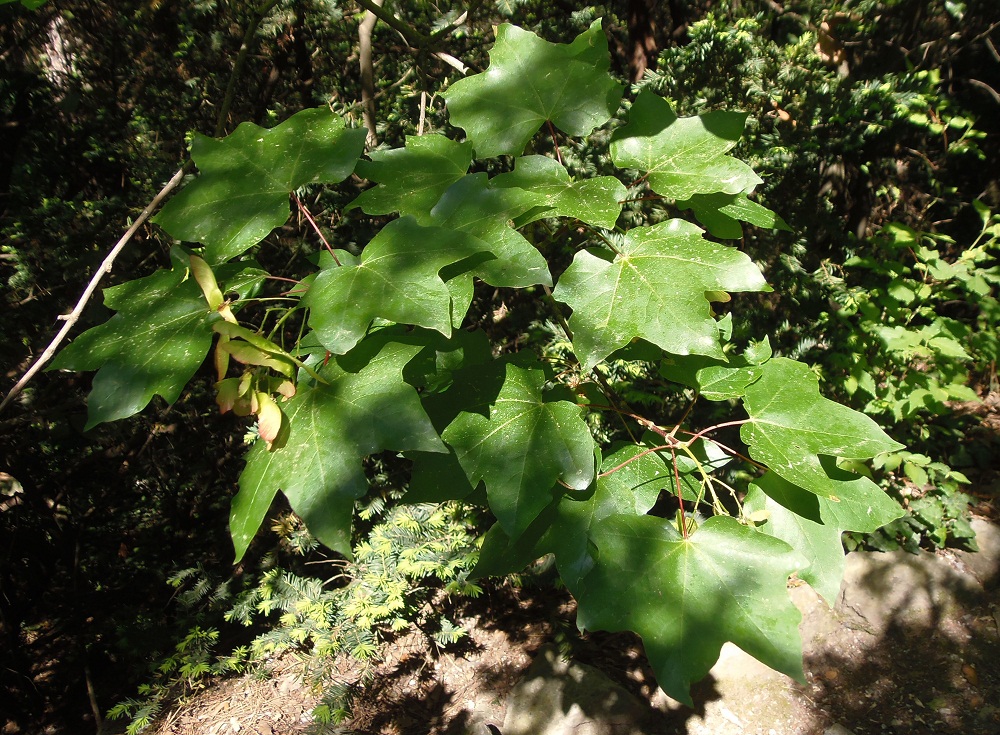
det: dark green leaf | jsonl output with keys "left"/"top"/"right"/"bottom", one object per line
{"left": 349, "top": 134, "right": 473, "bottom": 218}
{"left": 577, "top": 515, "right": 806, "bottom": 706}
{"left": 610, "top": 90, "right": 761, "bottom": 200}
{"left": 428, "top": 173, "right": 552, "bottom": 287}
{"left": 745, "top": 472, "right": 904, "bottom": 603}
{"left": 155, "top": 108, "right": 366, "bottom": 263}
{"left": 741, "top": 358, "right": 905, "bottom": 498}
{"left": 678, "top": 192, "right": 790, "bottom": 239}
{"left": 490, "top": 155, "right": 626, "bottom": 229}
{"left": 303, "top": 216, "right": 496, "bottom": 354}
{"left": 443, "top": 359, "right": 595, "bottom": 537}
{"left": 231, "top": 339, "right": 445, "bottom": 561}
{"left": 50, "top": 249, "right": 216, "bottom": 428}
{"left": 443, "top": 21, "right": 623, "bottom": 157}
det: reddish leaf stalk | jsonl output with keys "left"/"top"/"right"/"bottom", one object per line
{"left": 293, "top": 192, "right": 340, "bottom": 265}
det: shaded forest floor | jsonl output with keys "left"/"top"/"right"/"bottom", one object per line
{"left": 141, "top": 522, "right": 1000, "bottom": 735}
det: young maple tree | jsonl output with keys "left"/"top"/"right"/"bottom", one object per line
{"left": 49, "top": 21, "right": 903, "bottom": 704}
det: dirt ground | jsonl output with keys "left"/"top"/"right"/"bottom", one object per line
{"left": 144, "top": 515, "right": 1000, "bottom": 735}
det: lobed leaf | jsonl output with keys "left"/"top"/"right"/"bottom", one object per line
{"left": 443, "top": 21, "right": 623, "bottom": 157}
{"left": 610, "top": 90, "right": 761, "bottom": 201}
{"left": 349, "top": 134, "right": 473, "bottom": 218}
{"left": 155, "top": 108, "right": 366, "bottom": 264}
{"left": 490, "top": 155, "right": 626, "bottom": 229}
{"left": 741, "top": 358, "right": 905, "bottom": 498}
{"left": 231, "top": 339, "right": 445, "bottom": 561}
{"left": 553, "top": 219, "right": 769, "bottom": 369}
{"left": 744, "top": 472, "right": 904, "bottom": 603}
{"left": 50, "top": 250, "right": 217, "bottom": 428}
{"left": 576, "top": 514, "right": 806, "bottom": 706}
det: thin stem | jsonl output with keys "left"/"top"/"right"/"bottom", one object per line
{"left": 671, "top": 446, "right": 689, "bottom": 540}
{"left": 598, "top": 443, "right": 673, "bottom": 478}
{"left": 354, "top": 0, "right": 430, "bottom": 47}
{"left": 546, "top": 120, "right": 563, "bottom": 166}
{"left": 681, "top": 419, "right": 750, "bottom": 443}
{"left": 293, "top": 192, "right": 340, "bottom": 265}
{"left": 216, "top": 0, "right": 285, "bottom": 137}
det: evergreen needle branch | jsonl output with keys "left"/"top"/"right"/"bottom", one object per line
{"left": 0, "top": 166, "right": 188, "bottom": 416}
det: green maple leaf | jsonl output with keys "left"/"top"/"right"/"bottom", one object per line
{"left": 678, "top": 192, "right": 790, "bottom": 240}
{"left": 303, "top": 216, "right": 497, "bottom": 355}
{"left": 442, "top": 359, "right": 595, "bottom": 538}
{"left": 577, "top": 514, "right": 806, "bottom": 706}
{"left": 230, "top": 339, "right": 445, "bottom": 561}
{"left": 155, "top": 107, "right": 366, "bottom": 264}
{"left": 659, "top": 339, "right": 772, "bottom": 400}
{"left": 427, "top": 173, "right": 552, "bottom": 287}
{"left": 610, "top": 90, "right": 761, "bottom": 201}
{"left": 50, "top": 250, "right": 219, "bottom": 428}
{"left": 443, "top": 21, "right": 623, "bottom": 157}
{"left": 553, "top": 219, "right": 769, "bottom": 369}
{"left": 745, "top": 472, "right": 904, "bottom": 603}
{"left": 741, "top": 358, "right": 904, "bottom": 498}
{"left": 349, "top": 134, "right": 473, "bottom": 218}
{"left": 490, "top": 155, "right": 627, "bottom": 229}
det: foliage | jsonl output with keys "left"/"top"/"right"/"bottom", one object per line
{"left": 644, "top": 8, "right": 999, "bottom": 550}
{"left": 111, "top": 503, "right": 479, "bottom": 732}
{"left": 49, "top": 21, "right": 917, "bottom": 707}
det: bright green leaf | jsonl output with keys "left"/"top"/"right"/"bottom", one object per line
{"left": 610, "top": 90, "right": 761, "bottom": 201}
{"left": 678, "top": 192, "right": 790, "bottom": 239}
{"left": 577, "top": 514, "right": 806, "bottom": 706}
{"left": 427, "top": 173, "right": 552, "bottom": 287}
{"left": 443, "top": 359, "right": 595, "bottom": 537}
{"left": 443, "top": 21, "right": 623, "bottom": 157}
{"left": 490, "top": 155, "right": 626, "bottom": 229}
{"left": 745, "top": 472, "right": 903, "bottom": 603}
{"left": 553, "top": 219, "right": 769, "bottom": 369}
{"left": 155, "top": 108, "right": 366, "bottom": 263}
{"left": 50, "top": 249, "right": 216, "bottom": 428}
{"left": 349, "top": 134, "right": 473, "bottom": 218}
{"left": 303, "top": 216, "right": 497, "bottom": 354}
{"left": 741, "top": 358, "right": 905, "bottom": 498}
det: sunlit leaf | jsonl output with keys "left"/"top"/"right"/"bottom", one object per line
{"left": 553, "top": 219, "right": 769, "bottom": 369}
{"left": 577, "top": 515, "right": 806, "bottom": 706}
{"left": 443, "top": 21, "right": 623, "bottom": 157}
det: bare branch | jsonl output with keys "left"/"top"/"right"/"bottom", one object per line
{"left": 359, "top": 0, "right": 383, "bottom": 146}
{"left": 0, "top": 167, "right": 187, "bottom": 415}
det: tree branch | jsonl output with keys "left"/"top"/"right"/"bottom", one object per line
{"left": 354, "top": 0, "right": 429, "bottom": 48}
{"left": 216, "top": 0, "right": 286, "bottom": 136}
{"left": 0, "top": 166, "right": 188, "bottom": 415}
{"left": 359, "top": 0, "right": 383, "bottom": 146}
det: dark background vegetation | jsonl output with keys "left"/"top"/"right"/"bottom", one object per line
{"left": 2, "top": 1, "right": 998, "bottom": 733}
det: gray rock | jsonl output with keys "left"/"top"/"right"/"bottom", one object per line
{"left": 837, "top": 548, "right": 982, "bottom": 633}
{"left": 823, "top": 724, "right": 857, "bottom": 735}
{"left": 502, "top": 646, "right": 654, "bottom": 735}
{"left": 952, "top": 518, "right": 1000, "bottom": 589}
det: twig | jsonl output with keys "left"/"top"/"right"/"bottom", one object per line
{"left": 354, "top": 0, "right": 429, "bottom": 48}
{"left": 359, "top": 0, "right": 384, "bottom": 147}
{"left": 0, "top": 169, "right": 187, "bottom": 415}
{"left": 216, "top": 0, "right": 286, "bottom": 137}
{"left": 1, "top": 1, "right": 284, "bottom": 415}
